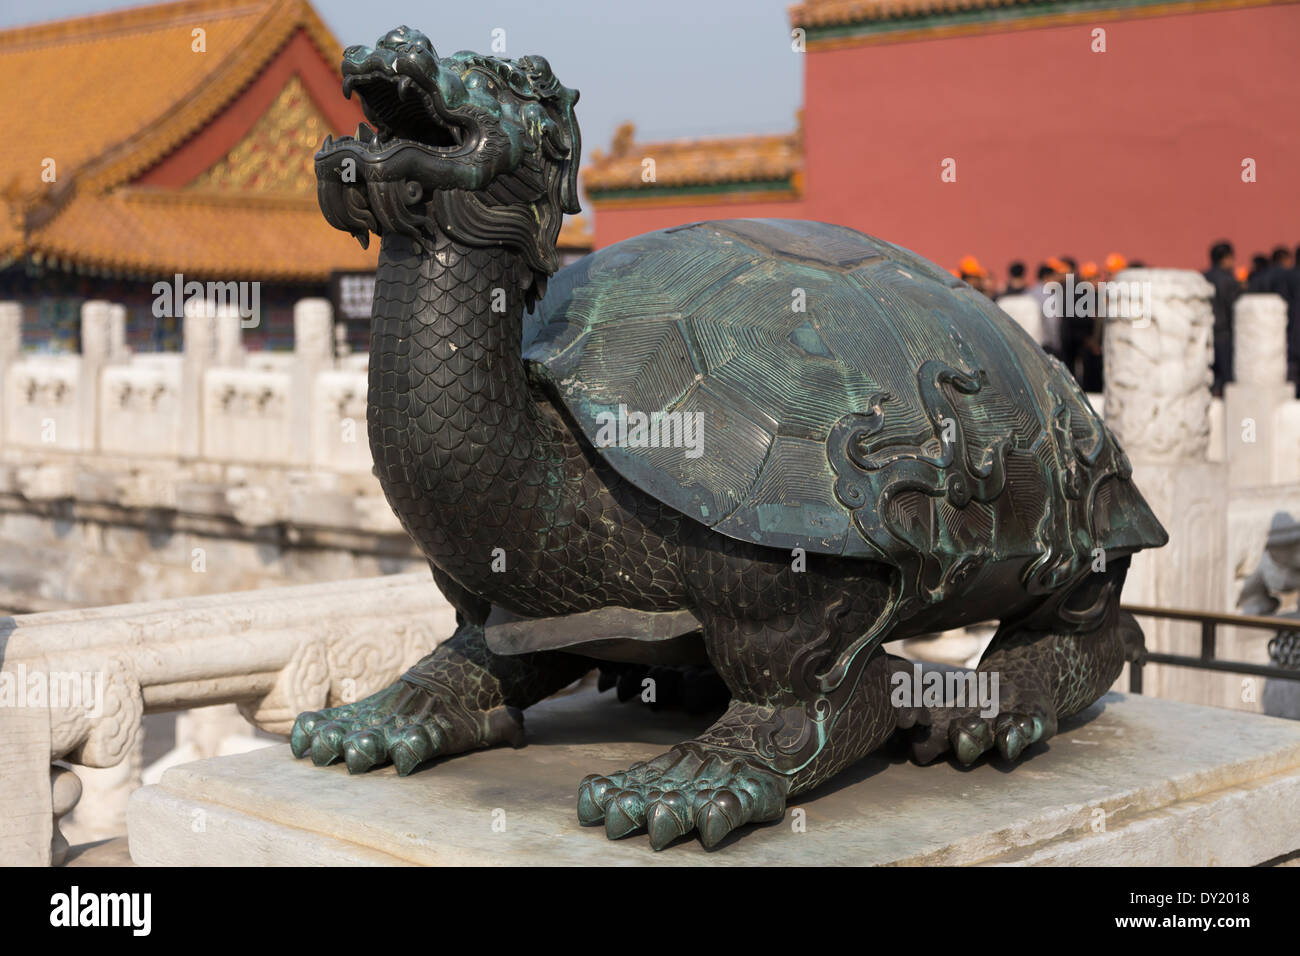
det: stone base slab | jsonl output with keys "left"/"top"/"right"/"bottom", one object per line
{"left": 127, "top": 684, "right": 1300, "bottom": 866}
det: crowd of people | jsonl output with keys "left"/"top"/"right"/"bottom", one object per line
{"left": 1205, "top": 243, "right": 1300, "bottom": 395}
{"left": 952, "top": 243, "right": 1300, "bottom": 398}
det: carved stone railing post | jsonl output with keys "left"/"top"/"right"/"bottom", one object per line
{"left": 1225, "top": 294, "right": 1291, "bottom": 487}
{"left": 108, "top": 303, "right": 129, "bottom": 362}
{"left": 0, "top": 301, "right": 21, "bottom": 451}
{"left": 1104, "top": 269, "right": 1229, "bottom": 705}
{"left": 79, "top": 303, "right": 109, "bottom": 450}
{"left": 291, "top": 299, "right": 334, "bottom": 466}
{"left": 79, "top": 300, "right": 124, "bottom": 453}
{"left": 180, "top": 298, "right": 217, "bottom": 460}
{"left": 215, "top": 304, "right": 247, "bottom": 368}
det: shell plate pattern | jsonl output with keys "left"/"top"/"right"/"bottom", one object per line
{"left": 524, "top": 219, "right": 1167, "bottom": 622}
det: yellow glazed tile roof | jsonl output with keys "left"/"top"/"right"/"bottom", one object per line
{"left": 0, "top": 0, "right": 371, "bottom": 279}
{"left": 0, "top": 0, "right": 342, "bottom": 199}
{"left": 788, "top": 0, "right": 1059, "bottom": 27}
{"left": 0, "top": 0, "right": 589, "bottom": 276}
{"left": 583, "top": 121, "right": 802, "bottom": 193}
{"left": 31, "top": 188, "right": 377, "bottom": 281}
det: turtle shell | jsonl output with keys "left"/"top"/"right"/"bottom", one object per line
{"left": 524, "top": 219, "right": 1166, "bottom": 614}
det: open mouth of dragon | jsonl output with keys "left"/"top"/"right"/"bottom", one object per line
{"left": 318, "top": 70, "right": 472, "bottom": 161}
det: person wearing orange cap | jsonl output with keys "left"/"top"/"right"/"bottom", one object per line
{"left": 958, "top": 255, "right": 997, "bottom": 299}
{"left": 1205, "top": 241, "right": 1238, "bottom": 395}
{"left": 1105, "top": 253, "right": 1126, "bottom": 276}
{"left": 1077, "top": 258, "right": 1106, "bottom": 392}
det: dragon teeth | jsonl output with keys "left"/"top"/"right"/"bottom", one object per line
{"left": 356, "top": 122, "right": 375, "bottom": 143}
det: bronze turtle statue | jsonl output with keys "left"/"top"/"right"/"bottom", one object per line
{"left": 297, "top": 26, "right": 1167, "bottom": 851}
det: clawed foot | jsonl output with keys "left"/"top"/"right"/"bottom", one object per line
{"left": 908, "top": 674, "right": 1058, "bottom": 767}
{"left": 944, "top": 704, "right": 1057, "bottom": 764}
{"left": 577, "top": 743, "right": 789, "bottom": 850}
{"left": 290, "top": 679, "right": 523, "bottom": 776}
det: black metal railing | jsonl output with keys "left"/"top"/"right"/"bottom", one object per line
{"left": 1122, "top": 604, "right": 1300, "bottom": 693}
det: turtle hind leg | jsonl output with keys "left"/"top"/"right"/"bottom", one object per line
{"left": 910, "top": 557, "right": 1140, "bottom": 766}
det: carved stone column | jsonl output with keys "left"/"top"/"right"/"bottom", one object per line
{"left": 214, "top": 304, "right": 247, "bottom": 368}
{"left": 180, "top": 299, "right": 218, "bottom": 459}
{"left": 291, "top": 299, "right": 334, "bottom": 465}
{"left": 78, "top": 300, "right": 116, "bottom": 452}
{"left": 0, "top": 301, "right": 21, "bottom": 451}
{"left": 1225, "top": 294, "right": 1291, "bottom": 487}
{"left": 1104, "top": 270, "right": 1213, "bottom": 462}
{"left": 108, "top": 303, "right": 130, "bottom": 361}
{"left": 1104, "top": 269, "right": 1230, "bottom": 706}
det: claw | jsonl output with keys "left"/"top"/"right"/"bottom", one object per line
{"left": 694, "top": 788, "right": 745, "bottom": 849}
{"left": 343, "top": 729, "right": 386, "bottom": 774}
{"left": 576, "top": 774, "right": 614, "bottom": 825}
{"left": 290, "top": 711, "right": 324, "bottom": 758}
{"left": 309, "top": 720, "right": 347, "bottom": 766}
{"left": 997, "top": 721, "right": 1027, "bottom": 761}
{"left": 646, "top": 790, "right": 693, "bottom": 850}
{"left": 1028, "top": 714, "right": 1046, "bottom": 743}
{"left": 390, "top": 724, "right": 436, "bottom": 776}
{"left": 603, "top": 791, "right": 645, "bottom": 839}
{"left": 951, "top": 719, "right": 993, "bottom": 766}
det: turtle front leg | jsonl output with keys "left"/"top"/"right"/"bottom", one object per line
{"left": 577, "top": 647, "right": 908, "bottom": 850}
{"left": 291, "top": 620, "right": 591, "bottom": 774}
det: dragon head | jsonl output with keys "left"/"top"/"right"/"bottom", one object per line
{"left": 315, "top": 26, "right": 581, "bottom": 302}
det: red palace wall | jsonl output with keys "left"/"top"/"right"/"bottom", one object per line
{"left": 592, "top": 4, "right": 1300, "bottom": 274}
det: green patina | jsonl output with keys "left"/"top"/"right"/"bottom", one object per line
{"left": 298, "top": 24, "right": 1171, "bottom": 853}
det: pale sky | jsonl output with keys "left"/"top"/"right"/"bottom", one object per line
{"left": 1, "top": 0, "right": 804, "bottom": 165}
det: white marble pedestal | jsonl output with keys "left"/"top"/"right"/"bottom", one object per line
{"left": 127, "top": 685, "right": 1300, "bottom": 866}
